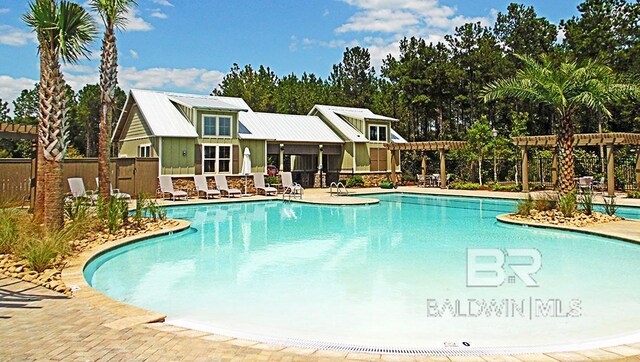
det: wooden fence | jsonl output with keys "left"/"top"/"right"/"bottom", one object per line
{"left": 0, "top": 157, "right": 159, "bottom": 203}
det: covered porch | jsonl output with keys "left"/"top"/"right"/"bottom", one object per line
{"left": 268, "top": 143, "right": 342, "bottom": 188}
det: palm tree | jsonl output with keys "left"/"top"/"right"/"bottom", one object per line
{"left": 24, "top": 0, "right": 96, "bottom": 230}
{"left": 90, "top": 0, "right": 136, "bottom": 202}
{"left": 482, "top": 54, "right": 639, "bottom": 195}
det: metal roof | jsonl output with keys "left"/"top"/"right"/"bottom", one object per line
{"left": 309, "top": 105, "right": 368, "bottom": 143}
{"left": 334, "top": 110, "right": 398, "bottom": 122}
{"left": 239, "top": 112, "right": 343, "bottom": 143}
{"left": 390, "top": 128, "right": 407, "bottom": 143}
{"left": 168, "top": 94, "right": 249, "bottom": 112}
{"left": 113, "top": 89, "right": 198, "bottom": 140}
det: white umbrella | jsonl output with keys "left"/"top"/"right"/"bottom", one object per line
{"left": 241, "top": 147, "right": 252, "bottom": 196}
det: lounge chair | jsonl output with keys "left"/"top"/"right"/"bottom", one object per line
{"left": 194, "top": 175, "right": 221, "bottom": 199}
{"left": 214, "top": 175, "right": 241, "bottom": 198}
{"left": 577, "top": 176, "right": 594, "bottom": 193}
{"left": 67, "top": 177, "right": 98, "bottom": 204}
{"left": 417, "top": 174, "right": 427, "bottom": 187}
{"left": 158, "top": 175, "right": 188, "bottom": 201}
{"left": 253, "top": 173, "right": 277, "bottom": 196}
{"left": 280, "top": 172, "right": 304, "bottom": 196}
{"left": 95, "top": 177, "right": 131, "bottom": 202}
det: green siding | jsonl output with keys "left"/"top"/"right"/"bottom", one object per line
{"left": 119, "top": 137, "right": 155, "bottom": 158}
{"left": 341, "top": 142, "right": 354, "bottom": 172}
{"left": 355, "top": 143, "right": 369, "bottom": 172}
{"left": 161, "top": 138, "right": 195, "bottom": 175}
{"left": 239, "top": 139, "right": 266, "bottom": 173}
{"left": 124, "top": 107, "right": 151, "bottom": 139}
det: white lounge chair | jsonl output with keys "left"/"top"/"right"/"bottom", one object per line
{"left": 158, "top": 176, "right": 188, "bottom": 201}
{"left": 253, "top": 173, "right": 277, "bottom": 196}
{"left": 280, "top": 172, "right": 304, "bottom": 196}
{"left": 67, "top": 177, "right": 98, "bottom": 204}
{"left": 95, "top": 177, "right": 131, "bottom": 202}
{"left": 194, "top": 175, "right": 221, "bottom": 199}
{"left": 213, "top": 175, "right": 241, "bottom": 198}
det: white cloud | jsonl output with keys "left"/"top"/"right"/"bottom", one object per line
{"left": 0, "top": 8, "right": 10, "bottom": 14}
{"left": 0, "top": 25, "right": 35, "bottom": 46}
{"left": 119, "top": 67, "right": 225, "bottom": 92}
{"left": 0, "top": 75, "right": 38, "bottom": 108}
{"left": 323, "top": 9, "right": 330, "bottom": 17}
{"left": 124, "top": 8, "right": 153, "bottom": 31}
{"left": 289, "top": 35, "right": 298, "bottom": 52}
{"left": 150, "top": 9, "right": 168, "bottom": 19}
{"left": 129, "top": 49, "right": 139, "bottom": 59}
{"left": 152, "top": 0, "right": 174, "bottom": 7}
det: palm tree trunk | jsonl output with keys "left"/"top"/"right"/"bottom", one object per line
{"left": 558, "top": 115, "right": 576, "bottom": 195}
{"left": 98, "top": 27, "right": 118, "bottom": 202}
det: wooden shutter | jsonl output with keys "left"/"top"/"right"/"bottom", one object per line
{"left": 232, "top": 145, "right": 240, "bottom": 174}
{"left": 194, "top": 144, "right": 202, "bottom": 175}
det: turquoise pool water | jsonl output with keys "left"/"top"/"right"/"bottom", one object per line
{"left": 85, "top": 194, "right": 640, "bottom": 350}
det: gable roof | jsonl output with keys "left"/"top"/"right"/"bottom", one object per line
{"left": 309, "top": 105, "right": 402, "bottom": 143}
{"left": 168, "top": 94, "right": 250, "bottom": 112}
{"left": 113, "top": 89, "right": 199, "bottom": 141}
{"left": 239, "top": 112, "right": 343, "bottom": 143}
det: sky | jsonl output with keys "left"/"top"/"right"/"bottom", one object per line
{"left": 0, "top": 0, "right": 583, "bottom": 109}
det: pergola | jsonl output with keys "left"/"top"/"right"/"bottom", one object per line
{"left": 513, "top": 132, "right": 640, "bottom": 196}
{"left": 385, "top": 141, "right": 467, "bottom": 188}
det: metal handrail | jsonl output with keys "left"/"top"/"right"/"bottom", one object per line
{"left": 330, "top": 182, "right": 349, "bottom": 196}
{"left": 282, "top": 183, "right": 303, "bottom": 202}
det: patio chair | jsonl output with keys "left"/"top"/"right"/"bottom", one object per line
{"left": 213, "top": 175, "right": 241, "bottom": 198}
{"left": 253, "top": 173, "right": 277, "bottom": 196}
{"left": 280, "top": 172, "right": 304, "bottom": 196}
{"left": 67, "top": 178, "right": 98, "bottom": 204}
{"left": 158, "top": 175, "right": 188, "bottom": 201}
{"left": 578, "top": 176, "right": 594, "bottom": 193}
{"left": 417, "top": 174, "right": 427, "bottom": 187}
{"left": 194, "top": 175, "right": 221, "bottom": 199}
{"left": 95, "top": 177, "right": 132, "bottom": 202}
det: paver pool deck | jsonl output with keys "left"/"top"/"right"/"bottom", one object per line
{"left": 2, "top": 187, "right": 640, "bottom": 361}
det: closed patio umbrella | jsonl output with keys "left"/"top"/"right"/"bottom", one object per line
{"left": 241, "top": 147, "right": 252, "bottom": 196}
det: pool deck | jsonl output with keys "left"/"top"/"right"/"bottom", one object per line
{"left": 3, "top": 187, "right": 640, "bottom": 361}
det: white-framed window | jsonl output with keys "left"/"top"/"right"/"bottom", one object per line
{"left": 203, "top": 144, "right": 232, "bottom": 173}
{"left": 368, "top": 125, "right": 387, "bottom": 142}
{"left": 138, "top": 144, "right": 151, "bottom": 157}
{"left": 202, "top": 115, "right": 232, "bottom": 137}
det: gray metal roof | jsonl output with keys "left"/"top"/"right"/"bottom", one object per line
{"left": 239, "top": 112, "right": 343, "bottom": 143}
{"left": 390, "top": 128, "right": 408, "bottom": 143}
{"left": 168, "top": 94, "right": 249, "bottom": 112}
{"left": 113, "top": 89, "right": 199, "bottom": 139}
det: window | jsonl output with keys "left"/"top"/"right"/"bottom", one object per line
{"left": 203, "top": 145, "right": 232, "bottom": 173}
{"left": 138, "top": 144, "right": 151, "bottom": 157}
{"left": 369, "top": 125, "right": 387, "bottom": 142}
{"left": 202, "top": 115, "right": 232, "bottom": 137}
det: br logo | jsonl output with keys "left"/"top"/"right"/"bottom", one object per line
{"left": 466, "top": 248, "right": 542, "bottom": 287}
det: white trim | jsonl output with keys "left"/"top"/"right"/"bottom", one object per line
{"left": 121, "top": 135, "right": 156, "bottom": 142}
{"left": 158, "top": 137, "right": 163, "bottom": 176}
{"left": 202, "top": 143, "right": 233, "bottom": 174}
{"left": 264, "top": 142, "right": 268, "bottom": 173}
{"left": 368, "top": 124, "right": 388, "bottom": 143}
{"left": 352, "top": 142, "right": 356, "bottom": 173}
{"left": 201, "top": 114, "right": 233, "bottom": 138}
{"left": 138, "top": 143, "right": 152, "bottom": 158}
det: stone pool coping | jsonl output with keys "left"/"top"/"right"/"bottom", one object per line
{"left": 57, "top": 195, "right": 640, "bottom": 360}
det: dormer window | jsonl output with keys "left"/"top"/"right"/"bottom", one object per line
{"left": 369, "top": 125, "right": 387, "bottom": 142}
{"left": 202, "top": 115, "right": 232, "bottom": 137}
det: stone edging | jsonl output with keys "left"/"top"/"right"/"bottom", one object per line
{"left": 60, "top": 219, "right": 191, "bottom": 329}
{"left": 496, "top": 214, "right": 640, "bottom": 245}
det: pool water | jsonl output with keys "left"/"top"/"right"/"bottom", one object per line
{"left": 85, "top": 194, "right": 640, "bottom": 350}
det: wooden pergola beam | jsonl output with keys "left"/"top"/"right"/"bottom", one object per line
{"left": 0, "top": 122, "right": 38, "bottom": 140}
{"left": 385, "top": 141, "right": 467, "bottom": 151}
{"left": 512, "top": 132, "right": 640, "bottom": 147}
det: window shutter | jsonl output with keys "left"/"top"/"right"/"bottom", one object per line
{"left": 195, "top": 144, "right": 202, "bottom": 175}
{"left": 232, "top": 145, "right": 240, "bottom": 174}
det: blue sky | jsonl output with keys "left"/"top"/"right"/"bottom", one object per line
{"left": 0, "top": 0, "right": 581, "bottom": 108}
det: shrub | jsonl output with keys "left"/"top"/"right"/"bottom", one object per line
{"left": 579, "top": 190, "right": 594, "bottom": 216}
{"left": 603, "top": 195, "right": 618, "bottom": 216}
{"left": 626, "top": 190, "right": 640, "bottom": 199}
{"left": 21, "top": 228, "right": 72, "bottom": 272}
{"left": 64, "top": 197, "right": 90, "bottom": 221}
{"left": 379, "top": 181, "right": 394, "bottom": 189}
{"left": 134, "top": 193, "right": 147, "bottom": 227}
{"left": 558, "top": 192, "right": 577, "bottom": 218}
{"left": 492, "top": 184, "right": 522, "bottom": 192}
{"left": 145, "top": 199, "right": 166, "bottom": 221}
{"left": 516, "top": 194, "right": 534, "bottom": 216}
{"left": 265, "top": 175, "right": 279, "bottom": 186}
{"left": 346, "top": 175, "right": 365, "bottom": 188}
{"left": 101, "top": 196, "right": 129, "bottom": 233}
{"left": 449, "top": 182, "right": 481, "bottom": 190}
{"left": 0, "top": 209, "right": 20, "bottom": 254}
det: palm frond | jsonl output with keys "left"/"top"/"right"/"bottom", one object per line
{"left": 90, "top": 0, "right": 137, "bottom": 30}
{"left": 58, "top": 1, "right": 97, "bottom": 63}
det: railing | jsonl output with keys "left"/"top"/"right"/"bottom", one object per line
{"left": 282, "top": 184, "right": 303, "bottom": 202}
{"left": 329, "top": 182, "right": 349, "bottom": 196}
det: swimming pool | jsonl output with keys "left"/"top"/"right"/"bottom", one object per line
{"left": 85, "top": 194, "right": 640, "bottom": 353}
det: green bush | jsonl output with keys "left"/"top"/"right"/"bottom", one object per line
{"left": 134, "top": 193, "right": 147, "bottom": 227}
{"left": 449, "top": 182, "right": 481, "bottom": 190}
{"left": 579, "top": 190, "right": 594, "bottom": 216}
{"left": 346, "top": 175, "right": 365, "bottom": 188}
{"left": 0, "top": 209, "right": 20, "bottom": 254}
{"left": 627, "top": 190, "right": 640, "bottom": 199}
{"left": 558, "top": 192, "right": 577, "bottom": 218}
{"left": 516, "top": 194, "right": 534, "bottom": 216}
{"left": 379, "top": 182, "right": 394, "bottom": 189}
{"left": 145, "top": 199, "right": 166, "bottom": 221}
{"left": 21, "top": 227, "right": 73, "bottom": 272}
{"left": 64, "top": 197, "right": 90, "bottom": 221}
{"left": 265, "top": 175, "right": 279, "bottom": 186}
{"left": 603, "top": 195, "right": 618, "bottom": 216}
{"left": 101, "top": 196, "right": 129, "bottom": 233}
{"left": 492, "top": 184, "right": 522, "bottom": 192}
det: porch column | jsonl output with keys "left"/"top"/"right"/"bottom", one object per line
{"left": 279, "top": 144, "right": 284, "bottom": 172}
{"left": 315, "top": 145, "right": 324, "bottom": 188}
{"left": 521, "top": 146, "right": 529, "bottom": 193}
{"left": 636, "top": 149, "right": 640, "bottom": 190}
{"left": 439, "top": 149, "right": 447, "bottom": 189}
{"left": 390, "top": 149, "right": 397, "bottom": 185}
{"left": 551, "top": 148, "right": 558, "bottom": 190}
{"left": 607, "top": 143, "right": 615, "bottom": 196}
